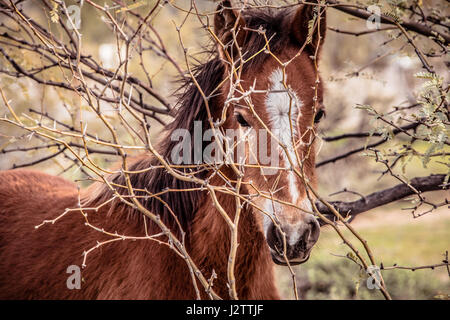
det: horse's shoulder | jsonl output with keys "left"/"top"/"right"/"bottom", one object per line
{"left": 0, "top": 169, "right": 77, "bottom": 197}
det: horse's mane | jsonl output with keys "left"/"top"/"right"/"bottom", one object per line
{"left": 83, "top": 8, "right": 294, "bottom": 237}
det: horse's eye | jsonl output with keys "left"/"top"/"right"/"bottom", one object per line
{"left": 235, "top": 113, "right": 251, "bottom": 127}
{"left": 314, "top": 109, "right": 325, "bottom": 124}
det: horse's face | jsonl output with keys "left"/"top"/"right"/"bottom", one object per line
{"left": 233, "top": 53, "right": 323, "bottom": 266}
{"left": 215, "top": 1, "right": 326, "bottom": 265}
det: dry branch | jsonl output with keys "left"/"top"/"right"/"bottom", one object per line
{"left": 317, "top": 174, "right": 448, "bottom": 223}
{"left": 327, "top": 0, "right": 450, "bottom": 45}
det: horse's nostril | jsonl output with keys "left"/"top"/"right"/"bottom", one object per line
{"left": 307, "top": 216, "right": 320, "bottom": 243}
{"left": 267, "top": 224, "right": 285, "bottom": 253}
{"left": 273, "top": 225, "right": 282, "bottom": 246}
{"left": 295, "top": 231, "right": 311, "bottom": 252}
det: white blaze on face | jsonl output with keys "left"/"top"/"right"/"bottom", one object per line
{"left": 263, "top": 199, "right": 279, "bottom": 237}
{"left": 286, "top": 198, "right": 314, "bottom": 246}
{"left": 265, "top": 68, "right": 302, "bottom": 204}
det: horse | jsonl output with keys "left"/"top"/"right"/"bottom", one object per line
{"left": 0, "top": 1, "right": 327, "bottom": 299}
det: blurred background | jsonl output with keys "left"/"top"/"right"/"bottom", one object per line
{"left": 0, "top": 0, "right": 448, "bottom": 299}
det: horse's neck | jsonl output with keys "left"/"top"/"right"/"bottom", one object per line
{"left": 85, "top": 157, "right": 280, "bottom": 298}
{"left": 189, "top": 181, "right": 280, "bottom": 299}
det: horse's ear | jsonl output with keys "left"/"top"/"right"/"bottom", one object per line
{"left": 214, "top": 0, "right": 247, "bottom": 60}
{"left": 290, "top": 2, "right": 326, "bottom": 56}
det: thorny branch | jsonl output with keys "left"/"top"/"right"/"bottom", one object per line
{"left": 0, "top": 0, "right": 448, "bottom": 300}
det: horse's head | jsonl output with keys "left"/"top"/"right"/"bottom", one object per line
{"left": 214, "top": 1, "right": 326, "bottom": 265}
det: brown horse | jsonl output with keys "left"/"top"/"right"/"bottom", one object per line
{"left": 0, "top": 1, "right": 326, "bottom": 299}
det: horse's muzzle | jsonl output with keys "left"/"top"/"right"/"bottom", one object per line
{"left": 266, "top": 214, "right": 320, "bottom": 265}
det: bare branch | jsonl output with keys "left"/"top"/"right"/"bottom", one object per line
{"left": 317, "top": 174, "right": 448, "bottom": 223}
